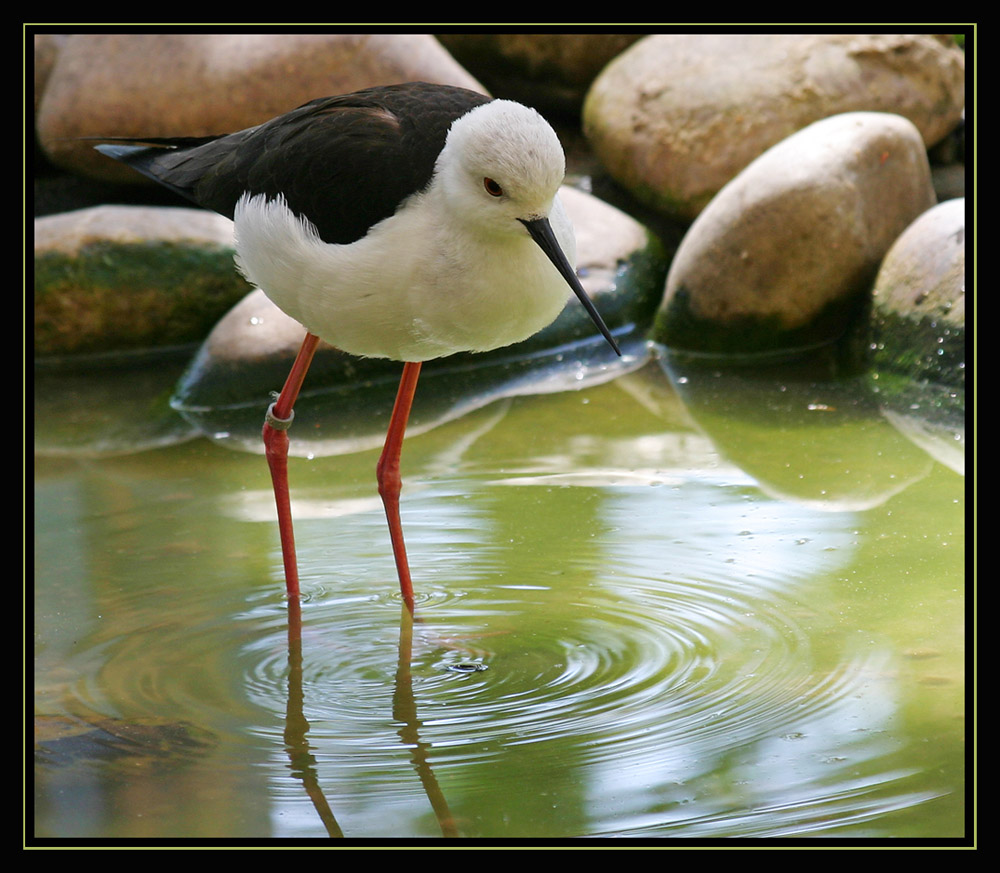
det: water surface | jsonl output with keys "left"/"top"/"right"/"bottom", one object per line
{"left": 33, "top": 353, "right": 966, "bottom": 842}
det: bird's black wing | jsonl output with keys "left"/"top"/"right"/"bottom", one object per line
{"left": 95, "top": 83, "right": 493, "bottom": 245}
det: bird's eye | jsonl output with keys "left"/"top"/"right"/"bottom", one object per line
{"left": 483, "top": 177, "right": 503, "bottom": 197}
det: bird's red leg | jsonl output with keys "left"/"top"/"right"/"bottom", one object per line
{"left": 263, "top": 332, "right": 321, "bottom": 599}
{"left": 377, "top": 361, "right": 422, "bottom": 613}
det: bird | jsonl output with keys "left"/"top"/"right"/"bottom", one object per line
{"left": 94, "top": 81, "right": 621, "bottom": 611}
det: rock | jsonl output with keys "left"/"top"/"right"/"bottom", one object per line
{"left": 654, "top": 112, "right": 936, "bottom": 356}
{"left": 34, "top": 205, "right": 250, "bottom": 356}
{"left": 868, "top": 198, "right": 965, "bottom": 474}
{"left": 871, "top": 197, "right": 965, "bottom": 388}
{"left": 33, "top": 33, "right": 68, "bottom": 115}
{"left": 437, "top": 33, "right": 642, "bottom": 114}
{"left": 33, "top": 33, "right": 70, "bottom": 168}
{"left": 583, "top": 33, "right": 965, "bottom": 220}
{"left": 37, "top": 33, "right": 485, "bottom": 181}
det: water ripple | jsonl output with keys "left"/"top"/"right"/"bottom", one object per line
{"left": 41, "top": 476, "right": 942, "bottom": 837}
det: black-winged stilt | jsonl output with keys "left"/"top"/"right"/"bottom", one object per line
{"left": 95, "top": 81, "right": 621, "bottom": 611}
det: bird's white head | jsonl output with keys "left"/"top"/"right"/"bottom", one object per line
{"left": 434, "top": 99, "right": 567, "bottom": 236}
{"left": 429, "top": 96, "right": 621, "bottom": 357}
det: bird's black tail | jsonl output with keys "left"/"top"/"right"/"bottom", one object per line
{"left": 90, "top": 135, "right": 228, "bottom": 209}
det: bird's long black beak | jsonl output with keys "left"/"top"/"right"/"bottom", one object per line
{"left": 520, "top": 217, "right": 622, "bottom": 356}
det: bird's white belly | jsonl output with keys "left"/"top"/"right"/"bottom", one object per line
{"left": 234, "top": 193, "right": 573, "bottom": 362}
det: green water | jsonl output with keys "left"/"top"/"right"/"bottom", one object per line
{"left": 32, "top": 352, "right": 967, "bottom": 842}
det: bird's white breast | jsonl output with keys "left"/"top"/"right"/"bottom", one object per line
{"left": 233, "top": 191, "right": 576, "bottom": 362}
